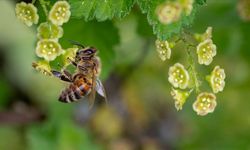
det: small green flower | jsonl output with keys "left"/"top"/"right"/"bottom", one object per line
{"left": 61, "top": 47, "right": 78, "bottom": 67}
{"left": 179, "top": 0, "right": 194, "bottom": 16}
{"left": 32, "top": 60, "right": 52, "bottom": 76}
{"left": 155, "top": 39, "right": 172, "bottom": 61}
{"left": 15, "top": 2, "right": 39, "bottom": 26}
{"left": 197, "top": 39, "right": 217, "bottom": 65}
{"left": 168, "top": 63, "right": 190, "bottom": 89}
{"left": 193, "top": 92, "right": 217, "bottom": 116}
{"left": 37, "top": 22, "right": 63, "bottom": 39}
{"left": 49, "top": 1, "right": 71, "bottom": 26}
{"left": 171, "top": 88, "right": 192, "bottom": 111}
{"left": 35, "top": 39, "right": 63, "bottom": 61}
{"left": 207, "top": 66, "right": 226, "bottom": 93}
{"left": 156, "top": 2, "right": 182, "bottom": 25}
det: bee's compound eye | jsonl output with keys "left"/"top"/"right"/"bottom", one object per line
{"left": 84, "top": 49, "right": 94, "bottom": 55}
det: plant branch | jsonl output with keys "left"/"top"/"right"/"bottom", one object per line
{"left": 32, "top": 0, "right": 37, "bottom": 4}
{"left": 39, "top": 0, "right": 49, "bottom": 19}
{"left": 186, "top": 46, "right": 200, "bottom": 93}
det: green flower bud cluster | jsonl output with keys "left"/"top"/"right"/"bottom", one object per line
{"left": 156, "top": 0, "right": 194, "bottom": 25}
{"left": 194, "top": 28, "right": 225, "bottom": 116}
{"left": 35, "top": 1, "right": 71, "bottom": 62}
{"left": 194, "top": 27, "right": 225, "bottom": 116}
{"left": 15, "top": 1, "right": 75, "bottom": 76}
{"left": 156, "top": 27, "right": 226, "bottom": 116}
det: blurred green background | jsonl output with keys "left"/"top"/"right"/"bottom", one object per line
{"left": 0, "top": 0, "right": 250, "bottom": 150}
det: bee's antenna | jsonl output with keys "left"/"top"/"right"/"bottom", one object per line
{"left": 67, "top": 39, "right": 85, "bottom": 48}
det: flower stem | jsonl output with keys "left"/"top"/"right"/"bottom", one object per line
{"left": 39, "top": 0, "right": 49, "bottom": 19}
{"left": 186, "top": 46, "right": 200, "bottom": 93}
{"left": 32, "top": 0, "right": 37, "bottom": 4}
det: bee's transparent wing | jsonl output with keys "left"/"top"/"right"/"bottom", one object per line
{"left": 88, "top": 73, "right": 97, "bottom": 109}
{"left": 95, "top": 78, "right": 108, "bottom": 103}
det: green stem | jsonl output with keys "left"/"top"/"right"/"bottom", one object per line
{"left": 186, "top": 46, "right": 200, "bottom": 93}
{"left": 39, "top": 0, "right": 49, "bottom": 19}
{"left": 32, "top": 0, "right": 37, "bottom": 4}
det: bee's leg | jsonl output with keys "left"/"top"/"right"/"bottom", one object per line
{"left": 62, "top": 69, "right": 73, "bottom": 81}
{"left": 67, "top": 57, "right": 77, "bottom": 67}
{"left": 56, "top": 62, "right": 73, "bottom": 80}
{"left": 51, "top": 70, "right": 72, "bottom": 82}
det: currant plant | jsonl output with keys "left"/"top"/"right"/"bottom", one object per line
{"left": 158, "top": 27, "right": 226, "bottom": 116}
{"left": 15, "top": 0, "right": 77, "bottom": 76}
{"left": 15, "top": 0, "right": 225, "bottom": 116}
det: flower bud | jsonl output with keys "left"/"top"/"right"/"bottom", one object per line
{"left": 37, "top": 22, "right": 63, "bottom": 39}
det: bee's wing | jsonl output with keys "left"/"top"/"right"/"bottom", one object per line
{"left": 95, "top": 78, "right": 108, "bottom": 103}
{"left": 88, "top": 71, "right": 97, "bottom": 109}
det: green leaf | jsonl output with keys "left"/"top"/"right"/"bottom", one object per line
{"left": 69, "top": 0, "right": 135, "bottom": 21}
{"left": 136, "top": 12, "right": 153, "bottom": 38}
{"left": 136, "top": 0, "right": 199, "bottom": 40}
{"left": 61, "top": 19, "right": 120, "bottom": 80}
{"left": 196, "top": 0, "right": 207, "bottom": 5}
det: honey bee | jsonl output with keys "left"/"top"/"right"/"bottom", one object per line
{"left": 51, "top": 43, "right": 107, "bottom": 108}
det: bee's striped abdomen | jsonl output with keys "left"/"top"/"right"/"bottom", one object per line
{"left": 59, "top": 79, "right": 92, "bottom": 103}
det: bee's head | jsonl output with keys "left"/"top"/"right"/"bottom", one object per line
{"left": 75, "top": 47, "right": 97, "bottom": 61}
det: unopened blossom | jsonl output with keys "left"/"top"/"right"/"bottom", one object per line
{"left": 15, "top": 2, "right": 39, "bottom": 26}
{"left": 203, "top": 27, "right": 213, "bottom": 40}
{"left": 193, "top": 92, "right": 217, "bottom": 116}
{"left": 168, "top": 63, "right": 190, "bottom": 89}
{"left": 197, "top": 39, "right": 217, "bottom": 65}
{"left": 207, "top": 66, "right": 226, "bottom": 93}
{"left": 37, "top": 22, "right": 63, "bottom": 39}
{"left": 156, "top": 2, "right": 182, "bottom": 25}
{"left": 49, "top": 1, "right": 71, "bottom": 25}
{"left": 32, "top": 60, "right": 52, "bottom": 76}
{"left": 155, "top": 39, "right": 171, "bottom": 61}
{"left": 194, "top": 27, "right": 213, "bottom": 43}
{"left": 35, "top": 39, "right": 63, "bottom": 61}
{"left": 171, "top": 88, "right": 192, "bottom": 111}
